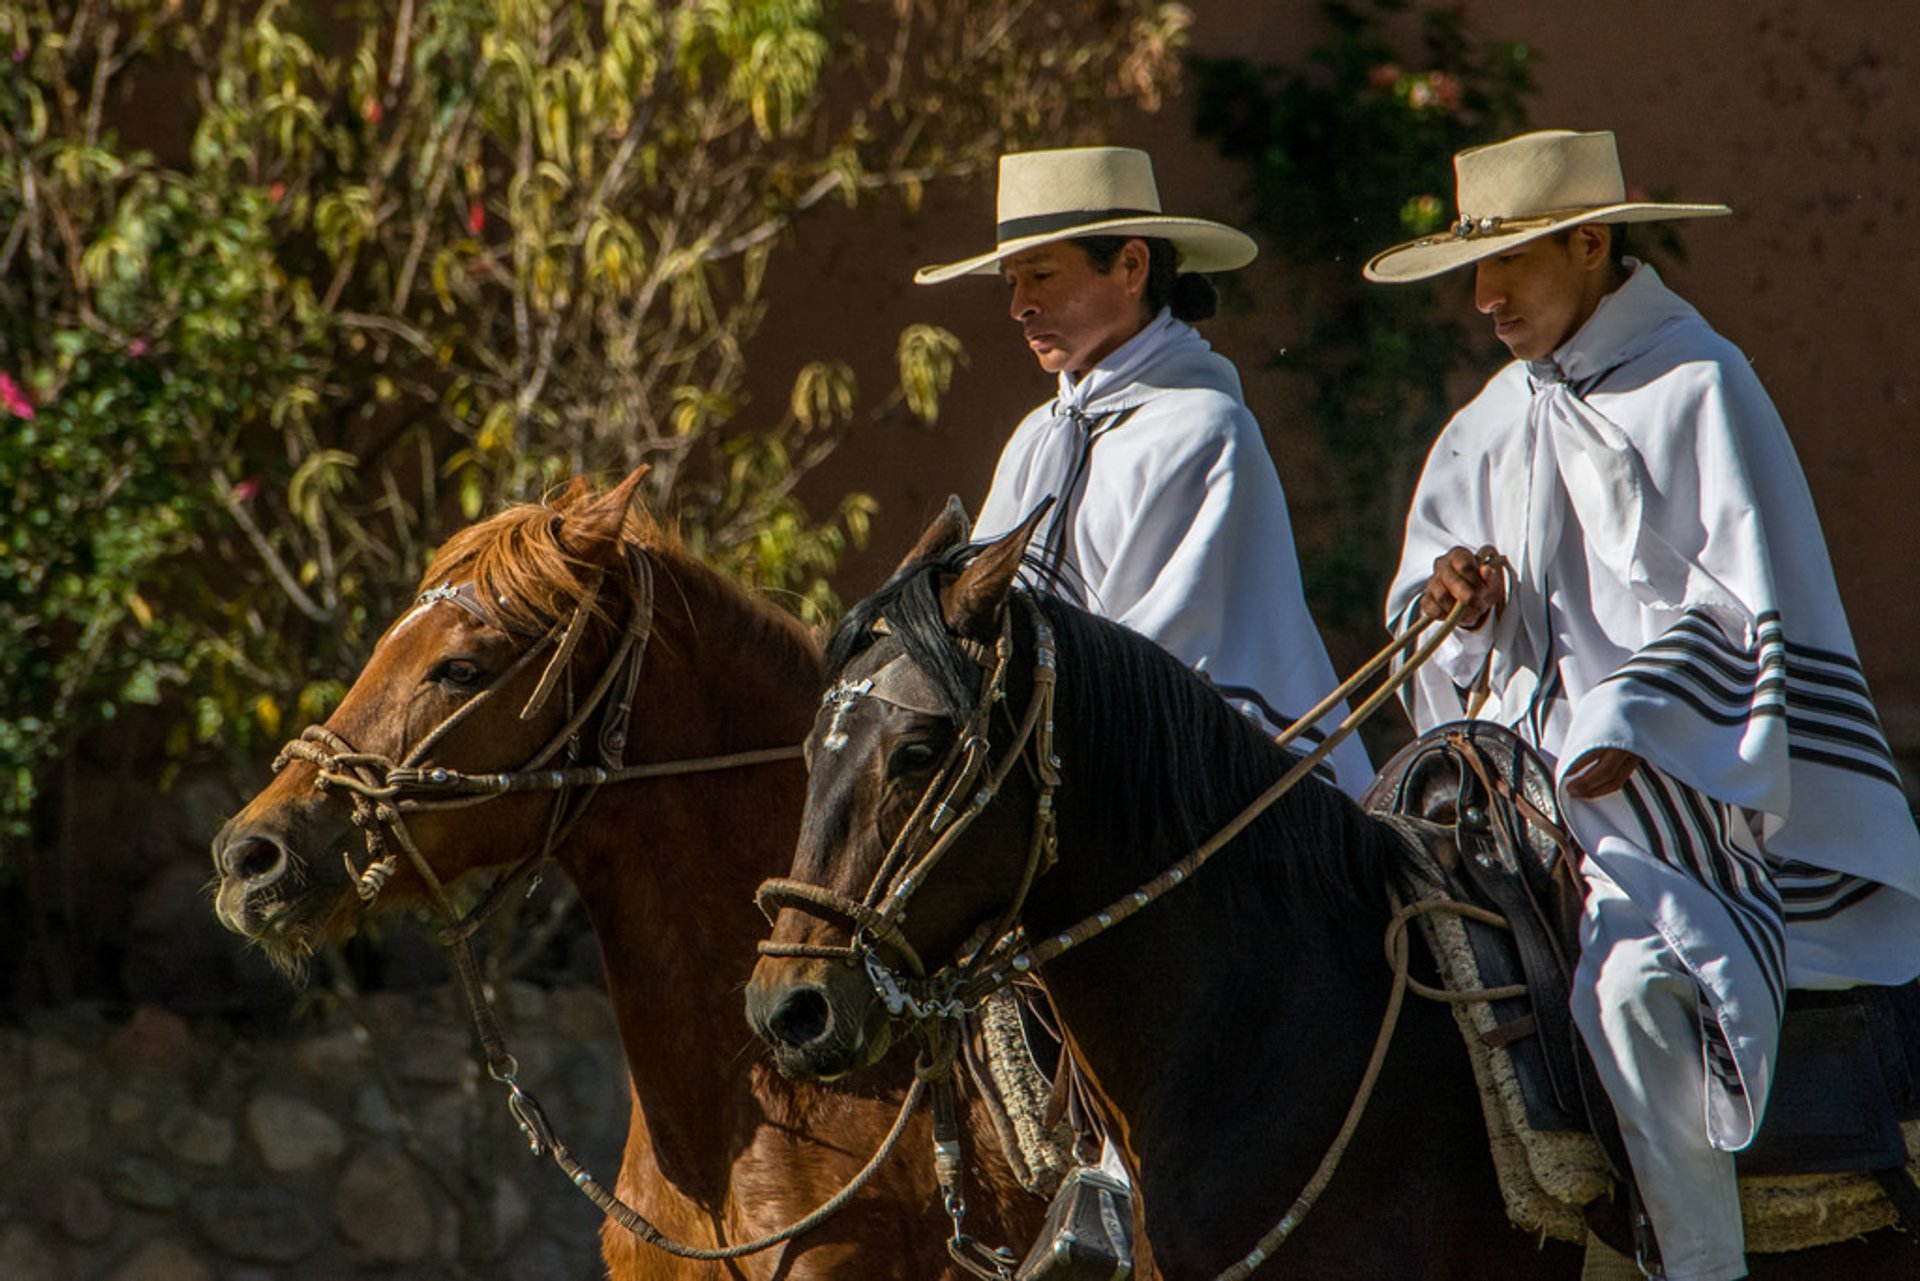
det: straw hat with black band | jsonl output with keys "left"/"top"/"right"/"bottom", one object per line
{"left": 915, "top": 146, "right": 1258, "bottom": 285}
{"left": 1363, "top": 129, "right": 1729, "bottom": 284}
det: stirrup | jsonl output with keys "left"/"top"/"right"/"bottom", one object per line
{"left": 1015, "top": 1164, "right": 1133, "bottom": 1280}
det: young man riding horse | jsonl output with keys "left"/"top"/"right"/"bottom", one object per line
{"left": 1372, "top": 128, "right": 1920, "bottom": 1281}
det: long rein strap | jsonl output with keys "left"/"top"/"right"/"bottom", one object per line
{"left": 955, "top": 596, "right": 1472, "bottom": 1003}
{"left": 951, "top": 598, "right": 1473, "bottom": 1281}
{"left": 448, "top": 922, "right": 930, "bottom": 1263}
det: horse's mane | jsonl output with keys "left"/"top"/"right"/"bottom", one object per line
{"left": 825, "top": 545, "right": 1391, "bottom": 942}
{"left": 426, "top": 489, "right": 818, "bottom": 676}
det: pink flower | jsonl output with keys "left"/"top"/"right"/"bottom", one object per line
{"left": 232, "top": 477, "right": 261, "bottom": 502}
{"left": 127, "top": 339, "right": 149, "bottom": 358}
{"left": 0, "top": 372, "right": 34, "bottom": 420}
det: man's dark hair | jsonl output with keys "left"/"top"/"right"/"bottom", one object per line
{"left": 1073, "top": 234, "right": 1219, "bottom": 323}
{"left": 1551, "top": 222, "right": 1631, "bottom": 270}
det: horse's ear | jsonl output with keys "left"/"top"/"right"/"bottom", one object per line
{"left": 551, "top": 475, "right": 593, "bottom": 511}
{"left": 561, "top": 466, "right": 650, "bottom": 568}
{"left": 895, "top": 495, "right": 972, "bottom": 573}
{"left": 939, "top": 498, "right": 1051, "bottom": 636}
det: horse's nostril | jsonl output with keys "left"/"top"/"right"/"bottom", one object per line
{"left": 225, "top": 835, "right": 288, "bottom": 885}
{"left": 768, "top": 988, "right": 832, "bottom": 1048}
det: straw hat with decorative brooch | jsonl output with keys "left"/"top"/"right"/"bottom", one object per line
{"left": 1363, "top": 129, "right": 1729, "bottom": 284}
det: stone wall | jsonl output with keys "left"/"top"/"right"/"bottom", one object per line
{"left": 0, "top": 985, "right": 629, "bottom": 1280}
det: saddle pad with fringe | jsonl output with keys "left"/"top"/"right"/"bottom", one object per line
{"left": 1404, "top": 876, "right": 1920, "bottom": 1252}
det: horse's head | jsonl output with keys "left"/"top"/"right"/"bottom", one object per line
{"left": 210, "top": 468, "right": 653, "bottom": 975}
{"left": 745, "top": 500, "right": 1052, "bottom": 1080}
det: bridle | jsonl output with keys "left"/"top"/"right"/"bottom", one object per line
{"left": 276, "top": 544, "right": 803, "bottom": 927}
{"left": 275, "top": 544, "right": 651, "bottom": 919}
{"left": 756, "top": 595, "right": 1063, "bottom": 1016}
{"left": 753, "top": 594, "right": 1061, "bottom": 1276}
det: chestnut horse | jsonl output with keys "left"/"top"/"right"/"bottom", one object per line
{"left": 745, "top": 505, "right": 1920, "bottom": 1279}
{"left": 211, "top": 472, "right": 1037, "bottom": 1279}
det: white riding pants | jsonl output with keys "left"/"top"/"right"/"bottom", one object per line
{"left": 1571, "top": 859, "right": 1747, "bottom": 1281}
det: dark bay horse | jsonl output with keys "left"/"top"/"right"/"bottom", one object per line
{"left": 211, "top": 471, "right": 1037, "bottom": 1280}
{"left": 744, "top": 504, "right": 1920, "bottom": 1279}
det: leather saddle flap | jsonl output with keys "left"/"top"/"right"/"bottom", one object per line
{"left": 1367, "top": 721, "right": 1920, "bottom": 1178}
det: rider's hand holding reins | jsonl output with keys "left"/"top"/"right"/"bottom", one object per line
{"left": 1422, "top": 544, "right": 1507, "bottom": 629}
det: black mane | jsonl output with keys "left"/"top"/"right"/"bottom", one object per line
{"left": 825, "top": 545, "right": 1393, "bottom": 945}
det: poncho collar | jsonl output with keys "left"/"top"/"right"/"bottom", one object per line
{"left": 1527, "top": 261, "right": 1704, "bottom": 388}
{"left": 1052, "top": 308, "right": 1217, "bottom": 418}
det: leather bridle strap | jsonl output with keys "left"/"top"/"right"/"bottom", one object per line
{"left": 755, "top": 602, "right": 1061, "bottom": 994}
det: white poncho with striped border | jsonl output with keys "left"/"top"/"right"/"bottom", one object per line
{"left": 1386, "top": 262, "right": 1920, "bottom": 1151}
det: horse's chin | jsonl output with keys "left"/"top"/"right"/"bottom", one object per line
{"left": 212, "top": 878, "right": 357, "bottom": 983}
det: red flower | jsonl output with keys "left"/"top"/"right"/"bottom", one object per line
{"left": 1368, "top": 63, "right": 1402, "bottom": 90}
{"left": 467, "top": 200, "right": 485, "bottom": 236}
{"left": 362, "top": 98, "right": 384, "bottom": 126}
{"left": 268, "top": 181, "right": 287, "bottom": 204}
{"left": 233, "top": 477, "right": 261, "bottom": 503}
{"left": 0, "top": 372, "right": 34, "bottom": 420}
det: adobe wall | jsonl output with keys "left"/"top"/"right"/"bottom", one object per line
{"left": 771, "top": 1, "right": 1920, "bottom": 773}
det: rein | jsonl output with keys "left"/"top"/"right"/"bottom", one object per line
{"left": 270, "top": 544, "right": 942, "bottom": 1265}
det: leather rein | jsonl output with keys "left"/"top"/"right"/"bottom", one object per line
{"left": 266, "top": 544, "right": 934, "bottom": 1265}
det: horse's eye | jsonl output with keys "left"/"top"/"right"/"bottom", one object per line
{"left": 430, "top": 658, "right": 485, "bottom": 690}
{"left": 886, "top": 740, "right": 943, "bottom": 779}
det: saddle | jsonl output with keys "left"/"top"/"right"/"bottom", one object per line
{"left": 1363, "top": 720, "right": 1920, "bottom": 1251}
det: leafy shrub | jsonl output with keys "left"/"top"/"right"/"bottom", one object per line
{"left": 0, "top": 0, "right": 1191, "bottom": 851}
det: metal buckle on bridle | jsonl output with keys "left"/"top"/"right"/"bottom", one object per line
{"left": 861, "top": 941, "right": 968, "bottom": 1021}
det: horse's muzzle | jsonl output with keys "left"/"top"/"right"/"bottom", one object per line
{"left": 744, "top": 957, "right": 893, "bottom": 1080}
{"left": 210, "top": 825, "right": 296, "bottom": 936}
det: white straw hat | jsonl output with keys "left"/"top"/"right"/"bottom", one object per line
{"left": 1364, "top": 130, "right": 1730, "bottom": 284}
{"left": 915, "top": 146, "right": 1257, "bottom": 285}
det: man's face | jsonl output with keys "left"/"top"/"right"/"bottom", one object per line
{"left": 1002, "top": 241, "right": 1147, "bottom": 377}
{"left": 1472, "top": 228, "right": 1610, "bottom": 361}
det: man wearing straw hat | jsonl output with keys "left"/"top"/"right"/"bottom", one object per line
{"left": 1372, "top": 129, "right": 1920, "bottom": 1279}
{"left": 916, "top": 145, "right": 1372, "bottom": 799}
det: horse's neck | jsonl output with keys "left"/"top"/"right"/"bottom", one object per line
{"left": 565, "top": 780, "right": 799, "bottom": 1193}
{"left": 1033, "top": 803, "right": 1399, "bottom": 1182}
{"left": 558, "top": 568, "right": 819, "bottom": 1213}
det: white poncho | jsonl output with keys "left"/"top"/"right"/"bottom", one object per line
{"left": 976, "top": 310, "right": 1373, "bottom": 798}
{"left": 1387, "top": 263, "right": 1920, "bottom": 1149}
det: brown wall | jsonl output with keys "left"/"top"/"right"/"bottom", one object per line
{"left": 765, "top": 1, "right": 1920, "bottom": 762}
